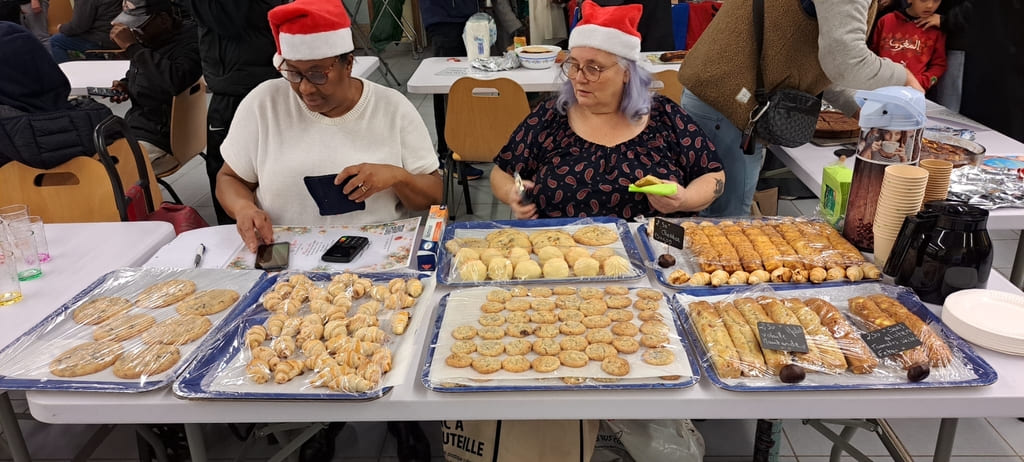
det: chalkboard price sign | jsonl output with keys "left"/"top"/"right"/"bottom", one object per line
{"left": 757, "top": 322, "right": 809, "bottom": 353}
{"left": 652, "top": 218, "right": 685, "bottom": 249}
{"left": 861, "top": 323, "right": 923, "bottom": 359}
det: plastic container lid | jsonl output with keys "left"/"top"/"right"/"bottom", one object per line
{"left": 856, "top": 86, "right": 927, "bottom": 130}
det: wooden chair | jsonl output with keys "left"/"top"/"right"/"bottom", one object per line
{"left": 443, "top": 77, "right": 530, "bottom": 218}
{"left": 154, "top": 78, "right": 208, "bottom": 204}
{"left": 46, "top": 0, "right": 73, "bottom": 36}
{"left": 653, "top": 69, "right": 684, "bottom": 105}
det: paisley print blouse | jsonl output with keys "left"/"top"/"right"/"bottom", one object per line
{"left": 494, "top": 95, "right": 723, "bottom": 220}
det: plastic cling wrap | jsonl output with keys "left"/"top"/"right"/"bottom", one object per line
{"left": 173, "top": 271, "right": 435, "bottom": 400}
{"left": 437, "top": 217, "right": 646, "bottom": 286}
{"left": 422, "top": 284, "right": 700, "bottom": 392}
{"left": 0, "top": 268, "right": 265, "bottom": 392}
{"left": 676, "top": 283, "right": 997, "bottom": 391}
{"left": 639, "top": 217, "right": 881, "bottom": 293}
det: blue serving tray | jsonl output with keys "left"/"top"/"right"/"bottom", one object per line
{"left": 0, "top": 268, "right": 266, "bottom": 393}
{"left": 638, "top": 221, "right": 873, "bottom": 295}
{"left": 421, "top": 289, "right": 701, "bottom": 392}
{"left": 675, "top": 283, "right": 998, "bottom": 391}
{"left": 437, "top": 217, "right": 646, "bottom": 286}
{"left": 174, "top": 271, "right": 429, "bottom": 400}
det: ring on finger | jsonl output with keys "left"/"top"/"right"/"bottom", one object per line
{"left": 360, "top": 185, "right": 368, "bottom": 192}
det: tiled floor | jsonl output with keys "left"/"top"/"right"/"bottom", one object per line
{"left": 11, "top": 43, "right": 1024, "bottom": 461}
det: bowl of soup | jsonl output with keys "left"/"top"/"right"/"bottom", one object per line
{"left": 516, "top": 45, "right": 561, "bottom": 70}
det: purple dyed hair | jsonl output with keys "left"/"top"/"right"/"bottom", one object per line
{"left": 555, "top": 57, "right": 653, "bottom": 122}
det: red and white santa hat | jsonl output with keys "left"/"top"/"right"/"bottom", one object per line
{"left": 568, "top": 1, "right": 643, "bottom": 62}
{"left": 269, "top": 0, "right": 354, "bottom": 67}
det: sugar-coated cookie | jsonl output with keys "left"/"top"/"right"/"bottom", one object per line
{"left": 507, "top": 248, "right": 531, "bottom": 264}
{"left": 591, "top": 248, "right": 617, "bottom": 262}
{"left": 479, "top": 248, "right": 506, "bottom": 267}
{"left": 564, "top": 247, "right": 591, "bottom": 267}
{"left": 536, "top": 246, "right": 564, "bottom": 264}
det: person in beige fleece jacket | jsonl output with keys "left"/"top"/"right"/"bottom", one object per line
{"left": 678, "top": 0, "right": 924, "bottom": 217}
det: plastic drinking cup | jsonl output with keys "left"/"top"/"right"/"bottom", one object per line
{"left": 8, "top": 216, "right": 49, "bottom": 263}
{"left": 0, "top": 250, "right": 22, "bottom": 306}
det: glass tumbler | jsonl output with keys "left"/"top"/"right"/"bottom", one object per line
{"left": 9, "top": 216, "right": 49, "bottom": 263}
{"left": 0, "top": 250, "right": 22, "bottom": 306}
{"left": 5, "top": 229, "right": 41, "bottom": 281}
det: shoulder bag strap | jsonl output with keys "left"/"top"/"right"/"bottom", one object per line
{"left": 753, "top": 0, "right": 767, "bottom": 105}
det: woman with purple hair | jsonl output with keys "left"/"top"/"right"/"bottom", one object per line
{"left": 490, "top": 1, "right": 724, "bottom": 220}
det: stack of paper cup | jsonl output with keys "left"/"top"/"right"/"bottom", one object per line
{"left": 873, "top": 164, "right": 929, "bottom": 268}
{"left": 920, "top": 159, "right": 954, "bottom": 207}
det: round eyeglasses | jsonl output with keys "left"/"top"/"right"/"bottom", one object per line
{"left": 278, "top": 60, "right": 340, "bottom": 86}
{"left": 561, "top": 60, "right": 619, "bottom": 82}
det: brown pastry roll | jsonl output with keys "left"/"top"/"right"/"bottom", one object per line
{"left": 805, "top": 298, "right": 877, "bottom": 374}
{"left": 688, "top": 301, "right": 742, "bottom": 379}
{"left": 743, "top": 227, "right": 782, "bottom": 272}
{"left": 715, "top": 301, "right": 768, "bottom": 376}
{"left": 722, "top": 224, "right": 765, "bottom": 272}
{"left": 733, "top": 297, "right": 790, "bottom": 374}
{"left": 781, "top": 298, "right": 848, "bottom": 372}
{"left": 759, "top": 224, "right": 805, "bottom": 271}
{"left": 848, "top": 296, "right": 929, "bottom": 369}
{"left": 758, "top": 296, "right": 827, "bottom": 370}
{"left": 698, "top": 222, "right": 742, "bottom": 273}
{"left": 867, "top": 294, "right": 954, "bottom": 367}
{"left": 681, "top": 222, "right": 724, "bottom": 273}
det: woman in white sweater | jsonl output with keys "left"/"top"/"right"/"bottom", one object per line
{"left": 217, "top": 0, "right": 441, "bottom": 252}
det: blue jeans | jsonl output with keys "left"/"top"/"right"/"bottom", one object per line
{"left": 50, "top": 33, "right": 101, "bottom": 63}
{"left": 680, "top": 89, "right": 765, "bottom": 217}
{"left": 931, "top": 50, "right": 964, "bottom": 113}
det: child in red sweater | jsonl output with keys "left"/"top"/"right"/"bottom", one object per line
{"left": 870, "top": 0, "right": 947, "bottom": 91}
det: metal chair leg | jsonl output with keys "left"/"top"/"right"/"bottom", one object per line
{"left": 459, "top": 162, "right": 473, "bottom": 216}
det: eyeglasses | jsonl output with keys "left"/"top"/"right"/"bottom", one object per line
{"left": 278, "top": 59, "right": 340, "bottom": 86}
{"left": 561, "top": 59, "right": 618, "bottom": 82}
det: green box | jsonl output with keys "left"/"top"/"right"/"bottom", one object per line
{"left": 821, "top": 164, "right": 853, "bottom": 227}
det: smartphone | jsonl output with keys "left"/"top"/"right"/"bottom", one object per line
{"left": 303, "top": 174, "right": 366, "bottom": 216}
{"left": 322, "top": 235, "right": 369, "bottom": 263}
{"left": 86, "top": 86, "right": 125, "bottom": 98}
{"left": 255, "top": 242, "right": 290, "bottom": 271}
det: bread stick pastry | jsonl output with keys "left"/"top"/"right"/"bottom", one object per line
{"left": 782, "top": 298, "right": 848, "bottom": 372}
{"left": 758, "top": 296, "right": 826, "bottom": 370}
{"left": 722, "top": 224, "right": 764, "bottom": 272}
{"left": 688, "top": 301, "right": 742, "bottom": 378}
{"left": 811, "top": 222, "right": 866, "bottom": 265}
{"left": 804, "top": 298, "right": 877, "bottom": 374}
{"left": 698, "top": 222, "right": 743, "bottom": 273}
{"left": 743, "top": 227, "right": 782, "bottom": 272}
{"left": 773, "top": 222, "right": 825, "bottom": 269}
{"left": 867, "top": 294, "right": 954, "bottom": 367}
{"left": 733, "top": 298, "right": 790, "bottom": 374}
{"left": 714, "top": 301, "right": 768, "bottom": 376}
{"left": 758, "top": 224, "right": 805, "bottom": 271}
{"left": 793, "top": 221, "right": 844, "bottom": 269}
{"left": 848, "top": 297, "right": 929, "bottom": 369}
{"left": 681, "top": 222, "right": 723, "bottom": 273}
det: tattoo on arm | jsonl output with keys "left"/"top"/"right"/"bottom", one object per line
{"left": 713, "top": 178, "right": 725, "bottom": 197}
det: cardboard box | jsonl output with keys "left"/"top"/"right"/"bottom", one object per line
{"left": 417, "top": 205, "right": 448, "bottom": 271}
{"left": 751, "top": 187, "right": 779, "bottom": 217}
{"left": 821, "top": 164, "right": 853, "bottom": 227}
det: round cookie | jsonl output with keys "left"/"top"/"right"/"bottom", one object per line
{"left": 501, "top": 355, "right": 532, "bottom": 373}
{"left": 486, "top": 229, "right": 531, "bottom": 249}
{"left": 559, "top": 321, "right": 586, "bottom": 336}
{"left": 487, "top": 258, "right": 514, "bottom": 281}
{"left": 555, "top": 295, "right": 582, "bottom": 310}
{"left": 135, "top": 279, "right": 197, "bottom": 309}
{"left": 557, "top": 310, "right": 584, "bottom": 322}
{"left": 563, "top": 247, "right": 591, "bottom": 267}
{"left": 552, "top": 286, "right": 578, "bottom": 295}
{"left": 531, "top": 356, "right": 561, "bottom": 373}
{"left": 582, "top": 315, "right": 611, "bottom": 329}
{"left": 611, "top": 322, "right": 639, "bottom": 337}
{"left": 559, "top": 335, "right": 589, "bottom": 351}
{"left": 542, "top": 258, "right": 570, "bottom": 279}
{"left": 453, "top": 248, "right": 480, "bottom": 267}
{"left": 584, "top": 343, "right": 617, "bottom": 361}
{"left": 505, "top": 312, "right": 531, "bottom": 324}
{"left": 446, "top": 353, "right": 473, "bottom": 368}
{"left": 601, "top": 356, "right": 631, "bottom": 377}
{"left": 532, "top": 324, "right": 560, "bottom": 338}
{"left": 577, "top": 288, "right": 603, "bottom": 300}
{"left": 487, "top": 289, "right": 512, "bottom": 303}
{"left": 530, "top": 311, "right": 557, "bottom": 324}
{"left": 505, "top": 339, "right": 533, "bottom": 356}
{"left": 640, "top": 334, "right": 669, "bottom": 348}
{"left": 536, "top": 246, "right": 564, "bottom": 264}
{"left": 528, "top": 287, "right": 553, "bottom": 297}
{"left": 471, "top": 357, "right": 502, "bottom": 374}
{"left": 604, "top": 285, "right": 630, "bottom": 296}
{"left": 477, "top": 340, "right": 505, "bottom": 357}
{"left": 601, "top": 256, "right": 633, "bottom": 277}
{"left": 142, "top": 315, "right": 213, "bottom": 345}
{"left": 478, "top": 313, "right": 506, "bottom": 327}
{"left": 174, "top": 289, "right": 240, "bottom": 316}
{"left": 585, "top": 328, "right": 614, "bottom": 344}
{"left": 459, "top": 260, "right": 488, "bottom": 282}
{"left": 73, "top": 297, "right": 133, "bottom": 325}
{"left": 591, "top": 247, "right": 617, "bottom": 262}
{"left": 637, "top": 311, "right": 664, "bottom": 322}
{"left": 642, "top": 348, "right": 676, "bottom": 366}
{"left": 531, "top": 299, "right": 556, "bottom": 311}
{"left": 444, "top": 237, "right": 488, "bottom": 254}
{"left": 580, "top": 299, "right": 608, "bottom": 316}
{"left": 505, "top": 323, "right": 533, "bottom": 338}
{"left": 50, "top": 341, "right": 124, "bottom": 377}
{"left": 451, "top": 340, "right": 477, "bottom": 355}
{"left": 612, "top": 336, "right": 641, "bottom": 354}
{"left": 93, "top": 313, "right": 156, "bottom": 342}
{"left": 479, "top": 248, "right": 505, "bottom": 267}
{"left": 480, "top": 301, "right": 505, "bottom": 313}
{"left": 478, "top": 326, "right": 505, "bottom": 340}
{"left": 530, "top": 230, "right": 575, "bottom": 249}
{"left": 532, "top": 338, "right": 561, "bottom": 356}
{"left": 635, "top": 288, "right": 664, "bottom": 301}
{"left": 558, "top": 350, "right": 589, "bottom": 368}
{"left": 508, "top": 247, "right": 532, "bottom": 265}
{"left": 572, "top": 225, "right": 619, "bottom": 246}
{"left": 513, "top": 260, "right": 543, "bottom": 280}
{"left": 607, "top": 309, "right": 634, "bottom": 322}
{"left": 633, "top": 299, "right": 660, "bottom": 312}
{"left": 452, "top": 325, "right": 477, "bottom": 340}
{"left": 509, "top": 286, "right": 529, "bottom": 297}
{"left": 113, "top": 344, "right": 181, "bottom": 379}
{"left": 505, "top": 299, "right": 531, "bottom": 312}
{"left": 640, "top": 320, "right": 670, "bottom": 336}
{"left": 605, "top": 295, "right": 632, "bottom": 309}
{"left": 572, "top": 257, "right": 601, "bottom": 277}
{"left": 561, "top": 376, "right": 587, "bottom": 385}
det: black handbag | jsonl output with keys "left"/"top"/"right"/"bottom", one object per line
{"left": 740, "top": 0, "right": 821, "bottom": 153}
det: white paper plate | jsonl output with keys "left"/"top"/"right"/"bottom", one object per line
{"left": 943, "top": 289, "right": 1024, "bottom": 355}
